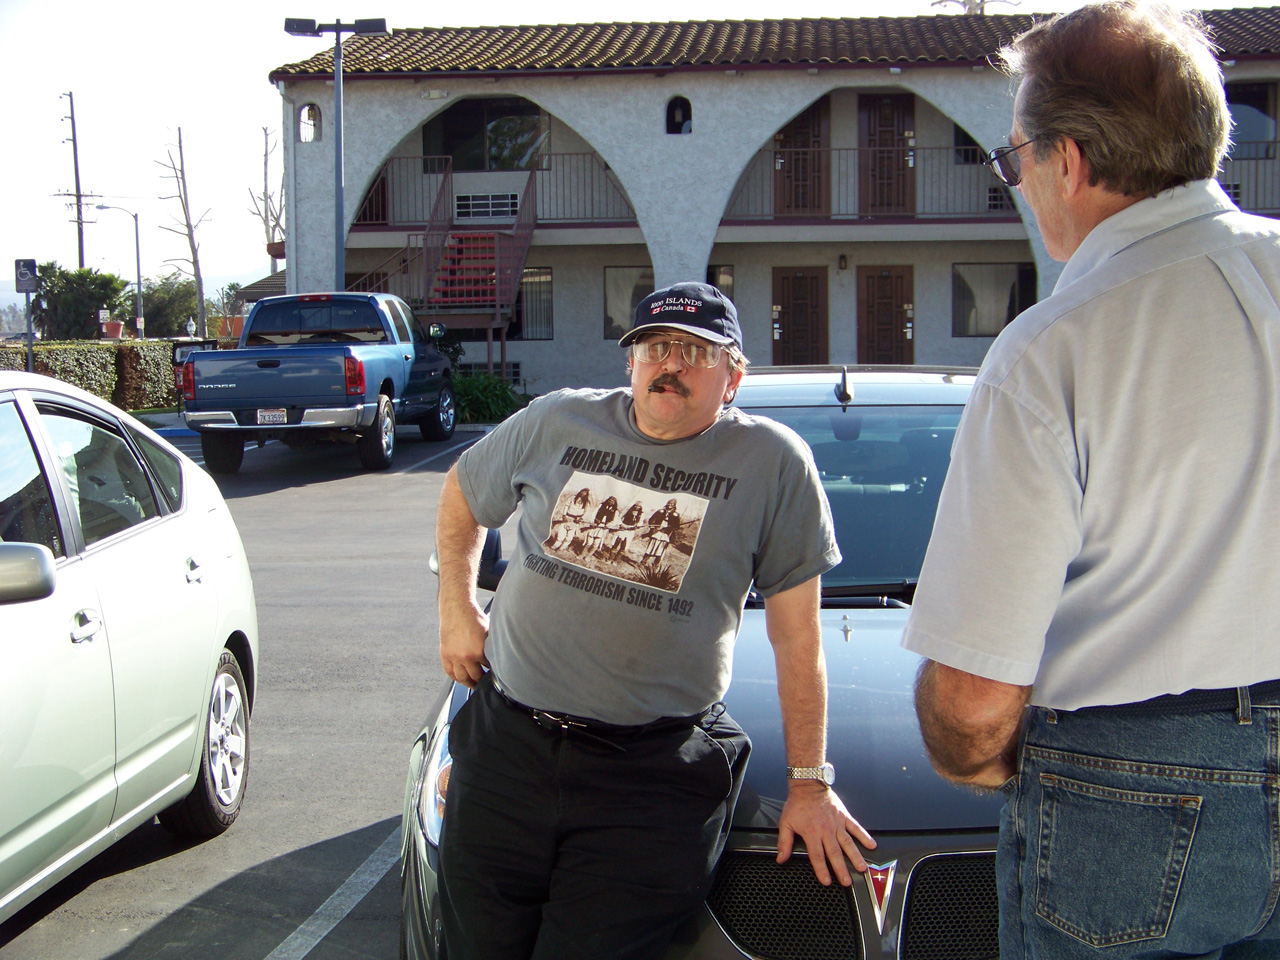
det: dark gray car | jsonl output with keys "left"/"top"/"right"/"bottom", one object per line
{"left": 401, "top": 365, "right": 1002, "bottom": 960}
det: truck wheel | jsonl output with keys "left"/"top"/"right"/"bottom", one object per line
{"left": 201, "top": 433, "right": 244, "bottom": 475}
{"left": 158, "top": 650, "right": 249, "bottom": 838}
{"left": 420, "top": 384, "right": 456, "bottom": 441}
{"left": 358, "top": 395, "right": 396, "bottom": 470}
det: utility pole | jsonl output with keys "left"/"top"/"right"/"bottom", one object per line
{"left": 58, "top": 91, "right": 97, "bottom": 268}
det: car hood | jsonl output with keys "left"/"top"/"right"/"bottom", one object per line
{"left": 725, "top": 605, "right": 1003, "bottom": 833}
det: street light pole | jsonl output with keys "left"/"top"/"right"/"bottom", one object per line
{"left": 284, "top": 17, "right": 389, "bottom": 291}
{"left": 95, "top": 204, "right": 144, "bottom": 336}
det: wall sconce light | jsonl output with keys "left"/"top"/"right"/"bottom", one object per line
{"left": 838, "top": 254, "right": 848, "bottom": 271}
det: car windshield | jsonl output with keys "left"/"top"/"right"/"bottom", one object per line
{"left": 739, "top": 404, "right": 962, "bottom": 595}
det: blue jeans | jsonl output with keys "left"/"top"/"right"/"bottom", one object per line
{"left": 998, "top": 696, "right": 1280, "bottom": 960}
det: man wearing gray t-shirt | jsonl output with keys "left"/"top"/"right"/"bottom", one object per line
{"left": 434, "top": 281, "right": 875, "bottom": 960}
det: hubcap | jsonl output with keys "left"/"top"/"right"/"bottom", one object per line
{"left": 207, "top": 672, "right": 246, "bottom": 807}
{"left": 382, "top": 406, "right": 395, "bottom": 457}
{"left": 440, "top": 390, "right": 456, "bottom": 432}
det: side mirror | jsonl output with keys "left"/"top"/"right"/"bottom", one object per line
{"left": 427, "top": 528, "right": 507, "bottom": 592}
{"left": 476, "top": 528, "right": 507, "bottom": 592}
{"left": 0, "top": 542, "right": 57, "bottom": 604}
{"left": 428, "top": 322, "right": 448, "bottom": 340}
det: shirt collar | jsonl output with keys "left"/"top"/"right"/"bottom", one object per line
{"left": 1054, "top": 179, "right": 1238, "bottom": 293}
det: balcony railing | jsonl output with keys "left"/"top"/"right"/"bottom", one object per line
{"left": 354, "top": 154, "right": 635, "bottom": 228}
{"left": 1219, "top": 143, "right": 1280, "bottom": 217}
{"left": 724, "top": 145, "right": 1018, "bottom": 221}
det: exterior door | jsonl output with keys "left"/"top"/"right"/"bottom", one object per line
{"left": 857, "top": 266, "right": 915, "bottom": 364}
{"left": 772, "top": 268, "right": 829, "bottom": 365}
{"left": 859, "top": 94, "right": 916, "bottom": 216}
{"left": 774, "top": 98, "right": 830, "bottom": 216}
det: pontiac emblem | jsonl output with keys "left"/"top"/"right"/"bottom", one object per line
{"left": 863, "top": 860, "right": 897, "bottom": 934}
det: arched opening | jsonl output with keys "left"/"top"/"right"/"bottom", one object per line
{"left": 666, "top": 97, "right": 692, "bottom": 135}
{"left": 298, "top": 104, "right": 321, "bottom": 143}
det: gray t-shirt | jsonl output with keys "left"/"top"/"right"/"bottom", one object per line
{"left": 456, "top": 387, "right": 840, "bottom": 724}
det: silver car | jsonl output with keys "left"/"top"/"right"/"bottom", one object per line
{"left": 401, "top": 365, "right": 1004, "bottom": 960}
{"left": 0, "top": 371, "right": 259, "bottom": 924}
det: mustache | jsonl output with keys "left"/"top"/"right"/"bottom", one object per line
{"left": 647, "top": 373, "right": 691, "bottom": 397}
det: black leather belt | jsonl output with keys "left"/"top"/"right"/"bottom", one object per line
{"left": 1073, "top": 678, "right": 1280, "bottom": 717}
{"left": 489, "top": 673, "right": 720, "bottom": 753}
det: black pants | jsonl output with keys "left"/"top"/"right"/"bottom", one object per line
{"left": 439, "top": 673, "right": 751, "bottom": 960}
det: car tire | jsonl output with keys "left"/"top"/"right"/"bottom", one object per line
{"left": 419, "top": 384, "right": 456, "bottom": 442}
{"left": 358, "top": 395, "right": 396, "bottom": 470}
{"left": 201, "top": 433, "right": 244, "bottom": 475}
{"left": 158, "top": 650, "right": 250, "bottom": 838}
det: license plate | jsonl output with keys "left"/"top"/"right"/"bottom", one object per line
{"left": 257, "top": 408, "right": 287, "bottom": 425}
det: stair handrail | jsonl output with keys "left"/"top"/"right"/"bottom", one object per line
{"left": 496, "top": 171, "right": 538, "bottom": 310}
{"left": 421, "top": 160, "right": 455, "bottom": 302}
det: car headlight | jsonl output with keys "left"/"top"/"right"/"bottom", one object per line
{"left": 416, "top": 721, "right": 452, "bottom": 847}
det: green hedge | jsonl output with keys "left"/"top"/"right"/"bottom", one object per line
{"left": 0, "top": 340, "right": 178, "bottom": 410}
{"left": 453, "top": 373, "right": 534, "bottom": 424}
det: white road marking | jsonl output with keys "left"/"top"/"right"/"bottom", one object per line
{"left": 400, "top": 432, "right": 487, "bottom": 473}
{"left": 262, "top": 826, "right": 403, "bottom": 960}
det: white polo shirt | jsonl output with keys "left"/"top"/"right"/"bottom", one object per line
{"left": 902, "top": 180, "right": 1280, "bottom": 709}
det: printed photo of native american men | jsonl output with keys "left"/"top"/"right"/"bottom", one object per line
{"left": 543, "top": 471, "right": 707, "bottom": 592}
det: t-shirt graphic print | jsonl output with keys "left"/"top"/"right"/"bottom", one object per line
{"left": 542, "top": 470, "right": 707, "bottom": 594}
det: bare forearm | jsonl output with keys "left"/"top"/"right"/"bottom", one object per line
{"left": 914, "top": 660, "right": 1030, "bottom": 788}
{"left": 436, "top": 465, "right": 491, "bottom": 686}
{"left": 436, "top": 466, "right": 485, "bottom": 614}
{"left": 766, "top": 580, "right": 827, "bottom": 767}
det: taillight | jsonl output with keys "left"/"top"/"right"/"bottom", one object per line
{"left": 345, "top": 356, "right": 365, "bottom": 396}
{"left": 182, "top": 361, "right": 195, "bottom": 401}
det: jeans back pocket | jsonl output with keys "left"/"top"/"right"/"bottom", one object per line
{"left": 1034, "top": 773, "right": 1201, "bottom": 947}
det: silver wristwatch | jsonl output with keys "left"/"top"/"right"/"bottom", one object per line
{"left": 787, "top": 762, "right": 835, "bottom": 785}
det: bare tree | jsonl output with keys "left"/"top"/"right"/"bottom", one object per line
{"left": 158, "top": 128, "right": 210, "bottom": 336}
{"left": 249, "top": 127, "right": 286, "bottom": 275}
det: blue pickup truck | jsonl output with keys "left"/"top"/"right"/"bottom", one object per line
{"left": 181, "top": 292, "right": 455, "bottom": 474}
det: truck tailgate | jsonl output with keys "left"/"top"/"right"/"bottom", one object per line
{"left": 191, "top": 348, "right": 352, "bottom": 407}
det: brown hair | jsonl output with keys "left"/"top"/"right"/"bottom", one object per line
{"left": 998, "top": 1, "right": 1230, "bottom": 197}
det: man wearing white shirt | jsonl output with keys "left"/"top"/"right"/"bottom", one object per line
{"left": 903, "top": 3, "right": 1280, "bottom": 957}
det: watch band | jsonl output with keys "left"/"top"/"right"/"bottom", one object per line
{"left": 787, "top": 762, "right": 835, "bottom": 785}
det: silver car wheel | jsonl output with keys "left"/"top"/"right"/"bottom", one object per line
{"left": 208, "top": 670, "right": 247, "bottom": 807}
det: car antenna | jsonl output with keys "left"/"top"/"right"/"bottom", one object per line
{"left": 835, "top": 365, "right": 853, "bottom": 407}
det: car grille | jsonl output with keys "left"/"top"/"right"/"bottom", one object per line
{"left": 706, "top": 851, "right": 998, "bottom": 960}
{"left": 901, "top": 853, "right": 999, "bottom": 960}
{"left": 707, "top": 853, "right": 862, "bottom": 960}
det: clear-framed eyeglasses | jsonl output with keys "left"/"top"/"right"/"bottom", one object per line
{"left": 983, "top": 137, "right": 1038, "bottom": 187}
{"left": 630, "top": 338, "right": 725, "bottom": 368}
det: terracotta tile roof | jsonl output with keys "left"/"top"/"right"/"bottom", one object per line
{"left": 269, "top": 8, "right": 1280, "bottom": 79}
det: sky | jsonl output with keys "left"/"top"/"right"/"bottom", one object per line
{"left": 0, "top": 0, "right": 1270, "bottom": 312}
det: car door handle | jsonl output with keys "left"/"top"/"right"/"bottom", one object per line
{"left": 70, "top": 609, "right": 103, "bottom": 643}
{"left": 404, "top": 353, "right": 412, "bottom": 361}
{"left": 186, "top": 557, "right": 204, "bottom": 583}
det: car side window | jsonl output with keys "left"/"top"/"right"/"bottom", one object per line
{"left": 387, "top": 301, "right": 412, "bottom": 344}
{"left": 0, "top": 401, "right": 65, "bottom": 556}
{"left": 126, "top": 426, "right": 184, "bottom": 512}
{"left": 405, "top": 312, "right": 428, "bottom": 343}
{"left": 39, "top": 408, "right": 159, "bottom": 547}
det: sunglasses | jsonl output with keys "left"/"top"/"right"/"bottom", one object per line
{"left": 983, "top": 137, "right": 1038, "bottom": 187}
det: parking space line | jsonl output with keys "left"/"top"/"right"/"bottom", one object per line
{"left": 400, "top": 432, "right": 487, "bottom": 473}
{"left": 262, "top": 826, "right": 402, "bottom": 960}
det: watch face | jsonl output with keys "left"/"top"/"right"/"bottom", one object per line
{"left": 821, "top": 762, "right": 836, "bottom": 785}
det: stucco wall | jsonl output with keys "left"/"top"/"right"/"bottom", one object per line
{"left": 281, "top": 65, "right": 1052, "bottom": 293}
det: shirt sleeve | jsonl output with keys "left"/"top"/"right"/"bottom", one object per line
{"left": 454, "top": 402, "right": 536, "bottom": 529}
{"left": 752, "top": 428, "right": 842, "bottom": 597}
{"left": 900, "top": 379, "right": 1084, "bottom": 685}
